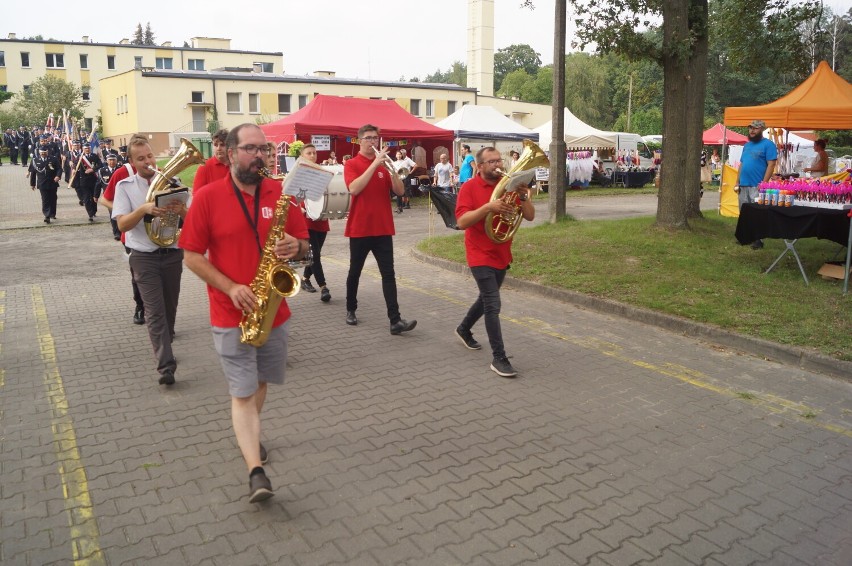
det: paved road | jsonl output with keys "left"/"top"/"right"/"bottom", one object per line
{"left": 1, "top": 163, "right": 850, "bottom": 565}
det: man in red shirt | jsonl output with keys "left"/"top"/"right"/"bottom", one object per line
{"left": 455, "top": 147, "right": 534, "bottom": 378}
{"left": 180, "top": 123, "right": 309, "bottom": 504}
{"left": 192, "top": 128, "right": 230, "bottom": 192}
{"left": 343, "top": 124, "right": 416, "bottom": 334}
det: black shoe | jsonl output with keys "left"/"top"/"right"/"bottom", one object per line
{"left": 301, "top": 279, "right": 317, "bottom": 293}
{"left": 114, "top": 236, "right": 121, "bottom": 241}
{"left": 89, "top": 217, "right": 94, "bottom": 222}
{"left": 396, "top": 208, "right": 403, "bottom": 214}
{"left": 44, "top": 217, "right": 50, "bottom": 224}
{"left": 249, "top": 471, "right": 274, "bottom": 503}
{"left": 750, "top": 239, "right": 764, "bottom": 250}
{"left": 390, "top": 318, "right": 417, "bottom": 335}
{"left": 51, "top": 215, "right": 56, "bottom": 219}
{"left": 158, "top": 370, "right": 175, "bottom": 385}
{"left": 404, "top": 204, "right": 411, "bottom": 209}
{"left": 455, "top": 326, "right": 482, "bottom": 350}
{"left": 133, "top": 307, "right": 145, "bottom": 325}
{"left": 79, "top": 200, "right": 84, "bottom": 206}
{"left": 346, "top": 311, "right": 358, "bottom": 326}
{"left": 320, "top": 287, "right": 331, "bottom": 303}
{"left": 260, "top": 443, "right": 268, "bottom": 465}
{"left": 490, "top": 357, "right": 518, "bottom": 378}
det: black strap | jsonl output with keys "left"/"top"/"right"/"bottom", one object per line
{"left": 231, "top": 178, "right": 263, "bottom": 254}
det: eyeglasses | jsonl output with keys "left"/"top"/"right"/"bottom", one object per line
{"left": 361, "top": 136, "right": 380, "bottom": 141}
{"left": 480, "top": 159, "right": 503, "bottom": 166}
{"left": 236, "top": 144, "right": 272, "bottom": 156}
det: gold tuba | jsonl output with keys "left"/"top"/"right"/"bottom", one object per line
{"left": 484, "top": 139, "right": 550, "bottom": 243}
{"left": 144, "top": 138, "right": 205, "bottom": 247}
{"left": 239, "top": 190, "right": 301, "bottom": 347}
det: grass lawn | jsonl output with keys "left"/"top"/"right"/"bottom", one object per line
{"left": 418, "top": 211, "right": 851, "bottom": 361}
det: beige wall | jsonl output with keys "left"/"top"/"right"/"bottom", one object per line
{"left": 477, "top": 96, "right": 552, "bottom": 129}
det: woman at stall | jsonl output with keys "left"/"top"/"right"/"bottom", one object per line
{"left": 804, "top": 139, "right": 829, "bottom": 178}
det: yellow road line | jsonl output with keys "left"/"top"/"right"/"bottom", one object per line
{"left": 31, "top": 285, "right": 105, "bottom": 565}
{"left": 326, "top": 258, "right": 852, "bottom": 438}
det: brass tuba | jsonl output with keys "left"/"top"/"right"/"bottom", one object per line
{"left": 484, "top": 139, "right": 550, "bottom": 243}
{"left": 144, "top": 138, "right": 205, "bottom": 247}
{"left": 239, "top": 190, "right": 300, "bottom": 347}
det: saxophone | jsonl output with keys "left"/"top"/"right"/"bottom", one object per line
{"left": 239, "top": 191, "right": 301, "bottom": 347}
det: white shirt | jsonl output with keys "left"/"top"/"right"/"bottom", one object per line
{"left": 394, "top": 156, "right": 416, "bottom": 173}
{"left": 434, "top": 162, "right": 453, "bottom": 187}
{"left": 113, "top": 173, "right": 180, "bottom": 252}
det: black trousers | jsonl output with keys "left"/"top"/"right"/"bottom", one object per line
{"left": 19, "top": 147, "right": 29, "bottom": 166}
{"left": 460, "top": 265, "right": 508, "bottom": 359}
{"left": 75, "top": 184, "right": 98, "bottom": 218}
{"left": 37, "top": 186, "right": 58, "bottom": 218}
{"left": 8, "top": 147, "right": 18, "bottom": 164}
{"left": 303, "top": 229, "right": 328, "bottom": 287}
{"left": 346, "top": 235, "right": 400, "bottom": 323}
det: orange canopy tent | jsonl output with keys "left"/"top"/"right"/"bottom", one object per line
{"left": 724, "top": 61, "right": 852, "bottom": 129}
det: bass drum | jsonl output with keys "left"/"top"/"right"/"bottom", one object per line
{"left": 305, "top": 165, "right": 350, "bottom": 220}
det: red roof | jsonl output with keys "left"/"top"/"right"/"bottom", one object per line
{"left": 702, "top": 123, "right": 748, "bottom": 146}
{"left": 260, "top": 94, "right": 453, "bottom": 144}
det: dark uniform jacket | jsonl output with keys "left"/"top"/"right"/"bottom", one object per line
{"left": 28, "top": 154, "right": 61, "bottom": 190}
{"left": 70, "top": 151, "right": 102, "bottom": 189}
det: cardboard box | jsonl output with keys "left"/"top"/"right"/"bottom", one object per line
{"left": 817, "top": 262, "right": 852, "bottom": 280}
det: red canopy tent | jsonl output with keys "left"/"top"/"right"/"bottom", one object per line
{"left": 702, "top": 123, "right": 748, "bottom": 145}
{"left": 260, "top": 95, "right": 453, "bottom": 166}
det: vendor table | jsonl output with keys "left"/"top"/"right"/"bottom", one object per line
{"left": 612, "top": 170, "right": 654, "bottom": 188}
{"left": 734, "top": 203, "right": 852, "bottom": 293}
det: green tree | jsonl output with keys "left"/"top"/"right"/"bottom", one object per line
{"left": 9, "top": 75, "right": 86, "bottom": 127}
{"left": 494, "top": 44, "right": 542, "bottom": 92}
{"left": 144, "top": 22, "right": 155, "bottom": 46}
{"left": 423, "top": 61, "right": 467, "bottom": 87}
{"left": 563, "top": 52, "right": 616, "bottom": 129}
{"left": 0, "top": 91, "right": 13, "bottom": 105}
{"left": 496, "top": 69, "right": 533, "bottom": 99}
{"left": 132, "top": 23, "right": 144, "bottom": 45}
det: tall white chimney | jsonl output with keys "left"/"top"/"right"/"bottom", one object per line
{"left": 467, "top": 0, "right": 495, "bottom": 96}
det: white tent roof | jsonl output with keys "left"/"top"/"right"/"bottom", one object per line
{"left": 434, "top": 105, "right": 538, "bottom": 142}
{"left": 533, "top": 107, "right": 610, "bottom": 147}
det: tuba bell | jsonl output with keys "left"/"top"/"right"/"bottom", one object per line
{"left": 144, "top": 138, "right": 205, "bottom": 247}
{"left": 484, "top": 139, "right": 550, "bottom": 243}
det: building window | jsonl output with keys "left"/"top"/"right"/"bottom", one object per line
{"left": 447, "top": 100, "right": 456, "bottom": 115}
{"left": 107, "top": 55, "right": 116, "bottom": 70}
{"left": 226, "top": 92, "right": 241, "bottom": 113}
{"left": 249, "top": 93, "right": 260, "bottom": 114}
{"left": 21, "top": 52, "right": 30, "bottom": 67}
{"left": 278, "top": 94, "right": 291, "bottom": 113}
{"left": 188, "top": 59, "right": 204, "bottom": 71}
{"left": 0, "top": 85, "right": 7, "bottom": 92}
{"left": 46, "top": 53, "right": 65, "bottom": 68}
{"left": 0, "top": 51, "right": 6, "bottom": 67}
{"left": 82, "top": 86, "right": 90, "bottom": 101}
{"left": 79, "top": 54, "right": 88, "bottom": 69}
{"left": 85, "top": 118, "right": 92, "bottom": 131}
{"left": 134, "top": 56, "right": 143, "bottom": 69}
{"left": 462, "top": 101, "right": 469, "bottom": 106}
{"left": 410, "top": 99, "right": 421, "bottom": 116}
{"left": 254, "top": 61, "right": 273, "bottom": 73}
{"left": 155, "top": 57, "right": 173, "bottom": 70}
{"left": 23, "top": 85, "right": 31, "bottom": 95}
{"left": 298, "top": 94, "right": 308, "bottom": 109}
{"left": 191, "top": 91, "right": 203, "bottom": 103}
{"left": 426, "top": 99, "right": 434, "bottom": 118}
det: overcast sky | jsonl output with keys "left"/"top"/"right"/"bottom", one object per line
{"left": 5, "top": 0, "right": 850, "bottom": 81}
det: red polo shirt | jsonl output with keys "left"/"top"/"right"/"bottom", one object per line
{"left": 455, "top": 175, "right": 513, "bottom": 269}
{"left": 192, "top": 156, "right": 230, "bottom": 193}
{"left": 179, "top": 176, "right": 309, "bottom": 328}
{"left": 343, "top": 153, "right": 395, "bottom": 238}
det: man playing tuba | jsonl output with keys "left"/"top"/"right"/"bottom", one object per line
{"left": 454, "top": 147, "right": 534, "bottom": 378}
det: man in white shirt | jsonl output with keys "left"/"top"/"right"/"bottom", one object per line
{"left": 112, "top": 134, "right": 189, "bottom": 386}
{"left": 433, "top": 153, "right": 454, "bottom": 192}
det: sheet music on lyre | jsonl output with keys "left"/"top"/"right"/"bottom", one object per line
{"left": 504, "top": 169, "right": 537, "bottom": 191}
{"left": 282, "top": 160, "right": 334, "bottom": 202}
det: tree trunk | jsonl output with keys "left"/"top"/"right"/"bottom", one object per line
{"left": 550, "top": 0, "right": 567, "bottom": 222}
{"left": 656, "top": 0, "right": 690, "bottom": 229}
{"left": 686, "top": 0, "right": 709, "bottom": 219}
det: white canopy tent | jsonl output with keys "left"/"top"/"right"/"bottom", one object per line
{"left": 435, "top": 104, "right": 538, "bottom": 142}
{"left": 533, "top": 107, "right": 646, "bottom": 150}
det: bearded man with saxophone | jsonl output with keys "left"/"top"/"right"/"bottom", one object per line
{"left": 112, "top": 134, "right": 189, "bottom": 386}
{"left": 455, "top": 147, "right": 534, "bottom": 378}
{"left": 343, "top": 124, "right": 417, "bottom": 334}
{"left": 180, "top": 123, "right": 309, "bottom": 504}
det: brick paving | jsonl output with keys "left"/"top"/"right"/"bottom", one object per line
{"left": 1, "top": 163, "right": 851, "bottom": 565}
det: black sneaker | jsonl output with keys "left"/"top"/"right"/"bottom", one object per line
{"left": 133, "top": 306, "right": 145, "bottom": 325}
{"left": 249, "top": 471, "right": 274, "bottom": 503}
{"left": 390, "top": 318, "right": 417, "bottom": 335}
{"left": 302, "top": 279, "right": 317, "bottom": 293}
{"left": 346, "top": 311, "right": 358, "bottom": 326}
{"left": 750, "top": 239, "right": 764, "bottom": 250}
{"left": 490, "top": 357, "right": 518, "bottom": 378}
{"left": 158, "top": 370, "right": 175, "bottom": 385}
{"left": 259, "top": 443, "right": 268, "bottom": 465}
{"left": 455, "top": 326, "right": 482, "bottom": 350}
{"left": 320, "top": 287, "right": 331, "bottom": 303}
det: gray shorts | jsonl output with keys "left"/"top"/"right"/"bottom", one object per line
{"left": 212, "top": 322, "right": 289, "bottom": 398}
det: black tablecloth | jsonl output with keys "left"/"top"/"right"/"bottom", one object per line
{"left": 735, "top": 203, "right": 851, "bottom": 246}
{"left": 613, "top": 170, "right": 655, "bottom": 188}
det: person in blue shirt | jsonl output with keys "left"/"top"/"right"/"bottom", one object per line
{"left": 459, "top": 144, "right": 475, "bottom": 184}
{"left": 735, "top": 119, "right": 777, "bottom": 249}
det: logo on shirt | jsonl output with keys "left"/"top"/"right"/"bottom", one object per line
{"left": 261, "top": 206, "right": 274, "bottom": 219}
{"left": 378, "top": 171, "right": 385, "bottom": 179}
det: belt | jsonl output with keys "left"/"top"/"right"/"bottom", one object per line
{"left": 131, "top": 247, "right": 182, "bottom": 255}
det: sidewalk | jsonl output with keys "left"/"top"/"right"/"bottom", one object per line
{"left": 1, "top": 163, "right": 850, "bottom": 565}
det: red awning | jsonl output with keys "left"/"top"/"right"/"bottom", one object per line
{"left": 702, "top": 123, "right": 748, "bottom": 146}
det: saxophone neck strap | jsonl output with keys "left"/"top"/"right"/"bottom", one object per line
{"left": 231, "top": 177, "right": 262, "bottom": 254}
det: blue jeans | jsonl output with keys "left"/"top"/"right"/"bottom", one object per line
{"left": 460, "top": 265, "right": 507, "bottom": 359}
